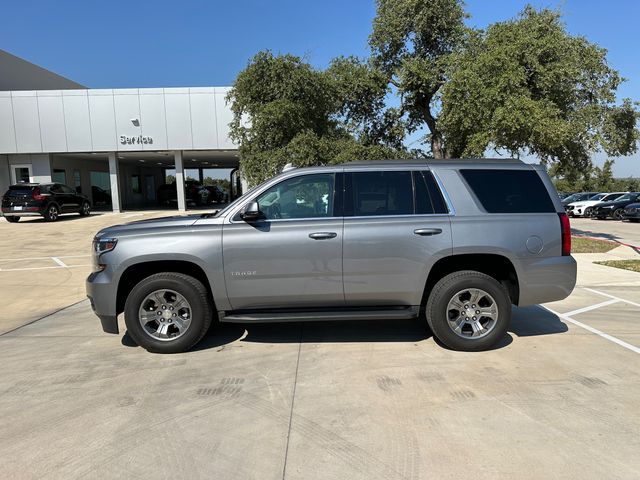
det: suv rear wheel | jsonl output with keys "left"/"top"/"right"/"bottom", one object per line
{"left": 44, "top": 204, "right": 59, "bottom": 222}
{"left": 79, "top": 201, "right": 91, "bottom": 216}
{"left": 124, "top": 272, "right": 213, "bottom": 353}
{"left": 426, "top": 270, "right": 511, "bottom": 351}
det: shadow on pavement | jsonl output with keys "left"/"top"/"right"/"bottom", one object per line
{"left": 122, "top": 307, "right": 567, "bottom": 352}
{"left": 509, "top": 305, "right": 568, "bottom": 337}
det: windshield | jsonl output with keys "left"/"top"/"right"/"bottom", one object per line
{"left": 590, "top": 194, "right": 605, "bottom": 201}
{"left": 616, "top": 194, "right": 633, "bottom": 202}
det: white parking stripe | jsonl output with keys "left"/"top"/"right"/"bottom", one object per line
{"left": 0, "top": 254, "right": 90, "bottom": 262}
{"left": 563, "top": 299, "right": 620, "bottom": 317}
{"left": 0, "top": 264, "right": 91, "bottom": 272}
{"left": 51, "top": 257, "right": 68, "bottom": 268}
{"left": 540, "top": 305, "right": 640, "bottom": 355}
{"left": 583, "top": 287, "right": 640, "bottom": 308}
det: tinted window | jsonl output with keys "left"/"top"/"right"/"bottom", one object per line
{"left": 60, "top": 184, "right": 76, "bottom": 194}
{"left": 415, "top": 171, "right": 448, "bottom": 214}
{"left": 460, "top": 169, "right": 555, "bottom": 213}
{"left": 349, "top": 171, "right": 413, "bottom": 216}
{"left": 49, "top": 184, "right": 63, "bottom": 194}
{"left": 255, "top": 173, "right": 335, "bottom": 220}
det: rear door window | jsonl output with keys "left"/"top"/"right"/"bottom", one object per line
{"left": 460, "top": 169, "right": 555, "bottom": 213}
{"left": 345, "top": 170, "right": 449, "bottom": 216}
{"left": 414, "top": 171, "right": 448, "bottom": 214}
{"left": 347, "top": 171, "right": 413, "bottom": 216}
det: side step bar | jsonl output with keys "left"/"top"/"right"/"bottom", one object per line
{"left": 219, "top": 306, "right": 420, "bottom": 323}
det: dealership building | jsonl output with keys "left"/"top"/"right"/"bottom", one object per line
{"left": 0, "top": 49, "right": 240, "bottom": 211}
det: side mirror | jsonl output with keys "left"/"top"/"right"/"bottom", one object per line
{"left": 240, "top": 201, "right": 264, "bottom": 222}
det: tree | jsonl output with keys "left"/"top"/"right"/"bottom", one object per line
{"left": 369, "top": 0, "right": 469, "bottom": 158}
{"left": 438, "top": 7, "right": 639, "bottom": 170}
{"left": 227, "top": 51, "right": 408, "bottom": 185}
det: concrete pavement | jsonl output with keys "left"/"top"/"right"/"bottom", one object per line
{"left": 1, "top": 212, "right": 639, "bottom": 479}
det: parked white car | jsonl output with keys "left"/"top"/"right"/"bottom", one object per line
{"left": 566, "top": 192, "right": 627, "bottom": 217}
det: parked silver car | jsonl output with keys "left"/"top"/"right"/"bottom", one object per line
{"left": 87, "top": 159, "right": 576, "bottom": 353}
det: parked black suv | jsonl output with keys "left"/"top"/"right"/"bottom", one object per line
{"left": 1, "top": 183, "right": 91, "bottom": 222}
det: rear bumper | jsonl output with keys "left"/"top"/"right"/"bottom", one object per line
{"left": 86, "top": 269, "right": 119, "bottom": 334}
{"left": 517, "top": 255, "right": 577, "bottom": 306}
{"left": 1, "top": 208, "right": 43, "bottom": 217}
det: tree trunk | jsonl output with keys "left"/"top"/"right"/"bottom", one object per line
{"left": 419, "top": 98, "right": 447, "bottom": 159}
{"left": 431, "top": 134, "right": 446, "bottom": 159}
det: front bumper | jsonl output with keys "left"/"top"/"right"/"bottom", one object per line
{"left": 86, "top": 269, "right": 119, "bottom": 334}
{"left": 623, "top": 209, "right": 640, "bottom": 219}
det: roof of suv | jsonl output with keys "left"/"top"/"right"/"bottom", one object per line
{"left": 340, "top": 158, "right": 523, "bottom": 166}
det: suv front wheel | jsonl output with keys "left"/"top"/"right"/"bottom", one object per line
{"left": 426, "top": 270, "right": 511, "bottom": 351}
{"left": 124, "top": 272, "right": 213, "bottom": 353}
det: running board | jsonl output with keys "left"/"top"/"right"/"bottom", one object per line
{"left": 219, "top": 306, "right": 420, "bottom": 323}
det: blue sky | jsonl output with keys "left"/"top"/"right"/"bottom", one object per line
{"left": 1, "top": 0, "right": 638, "bottom": 176}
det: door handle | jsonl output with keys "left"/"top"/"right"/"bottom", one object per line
{"left": 309, "top": 232, "right": 338, "bottom": 240}
{"left": 414, "top": 228, "right": 442, "bottom": 236}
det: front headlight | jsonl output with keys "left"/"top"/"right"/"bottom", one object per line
{"left": 93, "top": 237, "right": 118, "bottom": 254}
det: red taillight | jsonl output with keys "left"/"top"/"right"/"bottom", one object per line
{"left": 33, "top": 187, "right": 46, "bottom": 201}
{"left": 558, "top": 212, "right": 571, "bottom": 256}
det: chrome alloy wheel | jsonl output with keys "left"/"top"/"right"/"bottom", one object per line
{"left": 48, "top": 205, "right": 58, "bottom": 220}
{"left": 446, "top": 288, "right": 499, "bottom": 339}
{"left": 138, "top": 289, "right": 192, "bottom": 341}
{"left": 82, "top": 202, "right": 91, "bottom": 215}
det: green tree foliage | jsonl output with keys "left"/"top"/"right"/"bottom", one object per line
{"left": 550, "top": 159, "right": 639, "bottom": 193}
{"left": 439, "top": 7, "right": 639, "bottom": 169}
{"left": 369, "top": 0, "right": 469, "bottom": 158}
{"left": 228, "top": 3, "right": 638, "bottom": 184}
{"left": 227, "top": 51, "right": 408, "bottom": 185}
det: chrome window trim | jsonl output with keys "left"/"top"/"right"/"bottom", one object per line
{"left": 226, "top": 166, "right": 457, "bottom": 223}
{"left": 431, "top": 170, "right": 456, "bottom": 216}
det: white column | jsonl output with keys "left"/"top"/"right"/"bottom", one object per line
{"left": 108, "top": 152, "right": 122, "bottom": 213}
{"left": 174, "top": 150, "right": 186, "bottom": 212}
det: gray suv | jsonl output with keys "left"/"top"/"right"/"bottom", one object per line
{"left": 86, "top": 159, "right": 576, "bottom": 353}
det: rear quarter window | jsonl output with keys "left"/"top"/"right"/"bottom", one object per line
{"left": 460, "top": 169, "right": 555, "bottom": 213}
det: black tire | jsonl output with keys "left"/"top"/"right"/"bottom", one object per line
{"left": 426, "top": 270, "right": 511, "bottom": 352}
{"left": 79, "top": 201, "right": 91, "bottom": 216}
{"left": 4, "top": 216, "right": 20, "bottom": 223}
{"left": 43, "top": 204, "right": 59, "bottom": 222}
{"left": 630, "top": 219, "right": 639, "bottom": 223}
{"left": 613, "top": 208, "right": 624, "bottom": 220}
{"left": 584, "top": 207, "right": 593, "bottom": 217}
{"left": 124, "top": 272, "right": 213, "bottom": 353}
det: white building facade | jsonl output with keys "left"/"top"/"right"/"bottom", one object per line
{"left": 0, "top": 51, "right": 240, "bottom": 211}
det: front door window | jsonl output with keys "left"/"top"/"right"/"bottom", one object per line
{"left": 255, "top": 173, "right": 335, "bottom": 220}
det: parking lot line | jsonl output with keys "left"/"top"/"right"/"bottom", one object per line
{"left": 0, "top": 264, "right": 91, "bottom": 272}
{"left": 563, "top": 299, "right": 619, "bottom": 317}
{"left": 540, "top": 305, "right": 640, "bottom": 355}
{"left": 51, "top": 257, "right": 68, "bottom": 268}
{"left": 0, "top": 254, "right": 90, "bottom": 262}
{"left": 583, "top": 287, "right": 640, "bottom": 308}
